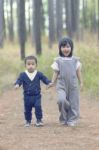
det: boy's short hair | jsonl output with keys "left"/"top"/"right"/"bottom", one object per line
{"left": 24, "top": 55, "right": 37, "bottom": 64}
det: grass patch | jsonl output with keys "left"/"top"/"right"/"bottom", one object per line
{"left": 75, "top": 41, "right": 99, "bottom": 96}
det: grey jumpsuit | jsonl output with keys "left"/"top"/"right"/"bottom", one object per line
{"left": 52, "top": 56, "right": 80, "bottom": 125}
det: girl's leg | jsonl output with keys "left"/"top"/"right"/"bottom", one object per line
{"left": 67, "top": 89, "right": 80, "bottom": 125}
{"left": 57, "top": 89, "right": 69, "bottom": 124}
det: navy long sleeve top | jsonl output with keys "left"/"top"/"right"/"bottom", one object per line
{"left": 15, "top": 71, "right": 51, "bottom": 96}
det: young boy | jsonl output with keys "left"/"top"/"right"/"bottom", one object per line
{"left": 14, "top": 55, "right": 52, "bottom": 127}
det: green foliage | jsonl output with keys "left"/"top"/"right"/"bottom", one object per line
{"left": 0, "top": 42, "right": 23, "bottom": 93}
{"left": 75, "top": 41, "right": 99, "bottom": 95}
{"left": 37, "top": 51, "right": 56, "bottom": 79}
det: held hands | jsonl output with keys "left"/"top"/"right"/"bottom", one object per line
{"left": 47, "top": 82, "right": 54, "bottom": 89}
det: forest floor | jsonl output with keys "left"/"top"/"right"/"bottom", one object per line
{"left": 0, "top": 86, "right": 99, "bottom": 150}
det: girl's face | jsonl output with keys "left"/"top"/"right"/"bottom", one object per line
{"left": 25, "top": 59, "right": 37, "bottom": 73}
{"left": 61, "top": 43, "right": 71, "bottom": 57}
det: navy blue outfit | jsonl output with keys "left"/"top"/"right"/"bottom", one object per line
{"left": 15, "top": 71, "right": 51, "bottom": 123}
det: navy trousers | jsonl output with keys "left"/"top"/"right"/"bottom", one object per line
{"left": 24, "top": 95, "right": 42, "bottom": 122}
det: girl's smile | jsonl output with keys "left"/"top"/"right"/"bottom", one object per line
{"left": 61, "top": 43, "right": 71, "bottom": 57}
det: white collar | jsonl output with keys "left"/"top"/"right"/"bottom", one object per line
{"left": 60, "top": 56, "right": 73, "bottom": 60}
{"left": 25, "top": 70, "right": 37, "bottom": 81}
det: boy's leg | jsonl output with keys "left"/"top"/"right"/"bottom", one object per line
{"left": 34, "top": 96, "right": 43, "bottom": 126}
{"left": 35, "top": 105, "right": 42, "bottom": 121}
{"left": 24, "top": 96, "right": 32, "bottom": 123}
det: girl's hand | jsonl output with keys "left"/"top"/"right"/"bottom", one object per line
{"left": 14, "top": 84, "right": 19, "bottom": 89}
{"left": 80, "top": 82, "right": 83, "bottom": 91}
{"left": 47, "top": 82, "right": 54, "bottom": 89}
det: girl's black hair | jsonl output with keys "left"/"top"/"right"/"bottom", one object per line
{"left": 24, "top": 55, "right": 37, "bottom": 64}
{"left": 59, "top": 37, "right": 74, "bottom": 57}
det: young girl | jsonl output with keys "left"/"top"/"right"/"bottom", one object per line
{"left": 51, "top": 37, "right": 83, "bottom": 127}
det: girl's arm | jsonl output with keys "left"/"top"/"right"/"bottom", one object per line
{"left": 49, "top": 60, "right": 59, "bottom": 87}
{"left": 51, "top": 70, "right": 59, "bottom": 84}
{"left": 47, "top": 70, "right": 58, "bottom": 88}
{"left": 76, "top": 67, "right": 83, "bottom": 90}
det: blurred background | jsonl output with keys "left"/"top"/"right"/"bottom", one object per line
{"left": 0, "top": 0, "right": 99, "bottom": 98}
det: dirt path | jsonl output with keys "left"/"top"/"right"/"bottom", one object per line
{"left": 0, "top": 86, "right": 99, "bottom": 150}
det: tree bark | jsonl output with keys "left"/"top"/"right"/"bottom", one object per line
{"left": 17, "top": 0, "right": 26, "bottom": 60}
{"left": 33, "top": 0, "right": 42, "bottom": 55}
{"left": 56, "top": 0, "right": 63, "bottom": 41}
{"left": 0, "top": 0, "right": 4, "bottom": 48}
{"left": 9, "top": 0, "right": 14, "bottom": 42}
{"left": 64, "top": 0, "right": 73, "bottom": 38}
{"left": 48, "top": 0, "right": 56, "bottom": 47}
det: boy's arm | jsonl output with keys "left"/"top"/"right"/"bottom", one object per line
{"left": 14, "top": 73, "right": 23, "bottom": 89}
{"left": 14, "top": 84, "right": 20, "bottom": 89}
{"left": 39, "top": 72, "right": 51, "bottom": 85}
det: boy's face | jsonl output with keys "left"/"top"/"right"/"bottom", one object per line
{"left": 61, "top": 43, "right": 71, "bottom": 57}
{"left": 25, "top": 59, "right": 37, "bottom": 73}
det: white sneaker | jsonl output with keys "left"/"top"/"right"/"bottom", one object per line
{"left": 24, "top": 122, "right": 31, "bottom": 127}
{"left": 35, "top": 120, "right": 44, "bottom": 127}
{"left": 67, "top": 122, "right": 76, "bottom": 127}
{"left": 60, "top": 121, "right": 67, "bottom": 125}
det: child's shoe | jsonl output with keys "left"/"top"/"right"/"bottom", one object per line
{"left": 24, "top": 121, "right": 31, "bottom": 127}
{"left": 35, "top": 120, "right": 44, "bottom": 127}
{"left": 67, "top": 122, "right": 76, "bottom": 127}
{"left": 60, "top": 121, "right": 67, "bottom": 125}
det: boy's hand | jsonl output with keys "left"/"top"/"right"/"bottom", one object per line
{"left": 14, "top": 84, "right": 19, "bottom": 89}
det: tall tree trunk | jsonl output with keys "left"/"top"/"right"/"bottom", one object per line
{"left": 17, "top": 0, "right": 26, "bottom": 60}
{"left": 0, "top": 0, "right": 4, "bottom": 48}
{"left": 97, "top": 0, "right": 99, "bottom": 44}
{"left": 40, "top": 0, "right": 45, "bottom": 34}
{"left": 9, "top": 0, "right": 14, "bottom": 42}
{"left": 3, "top": 0, "right": 6, "bottom": 39}
{"left": 71, "top": 0, "right": 80, "bottom": 39}
{"left": 80, "top": 0, "right": 87, "bottom": 40}
{"left": 90, "top": 1, "right": 97, "bottom": 33}
{"left": 83, "top": 0, "right": 88, "bottom": 29}
{"left": 56, "top": 0, "right": 63, "bottom": 41}
{"left": 48, "top": 0, "right": 56, "bottom": 47}
{"left": 27, "top": 0, "right": 31, "bottom": 37}
{"left": 33, "top": 0, "right": 42, "bottom": 55}
{"left": 64, "top": 0, "right": 73, "bottom": 38}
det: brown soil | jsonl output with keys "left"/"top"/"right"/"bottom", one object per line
{"left": 0, "top": 86, "right": 99, "bottom": 150}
